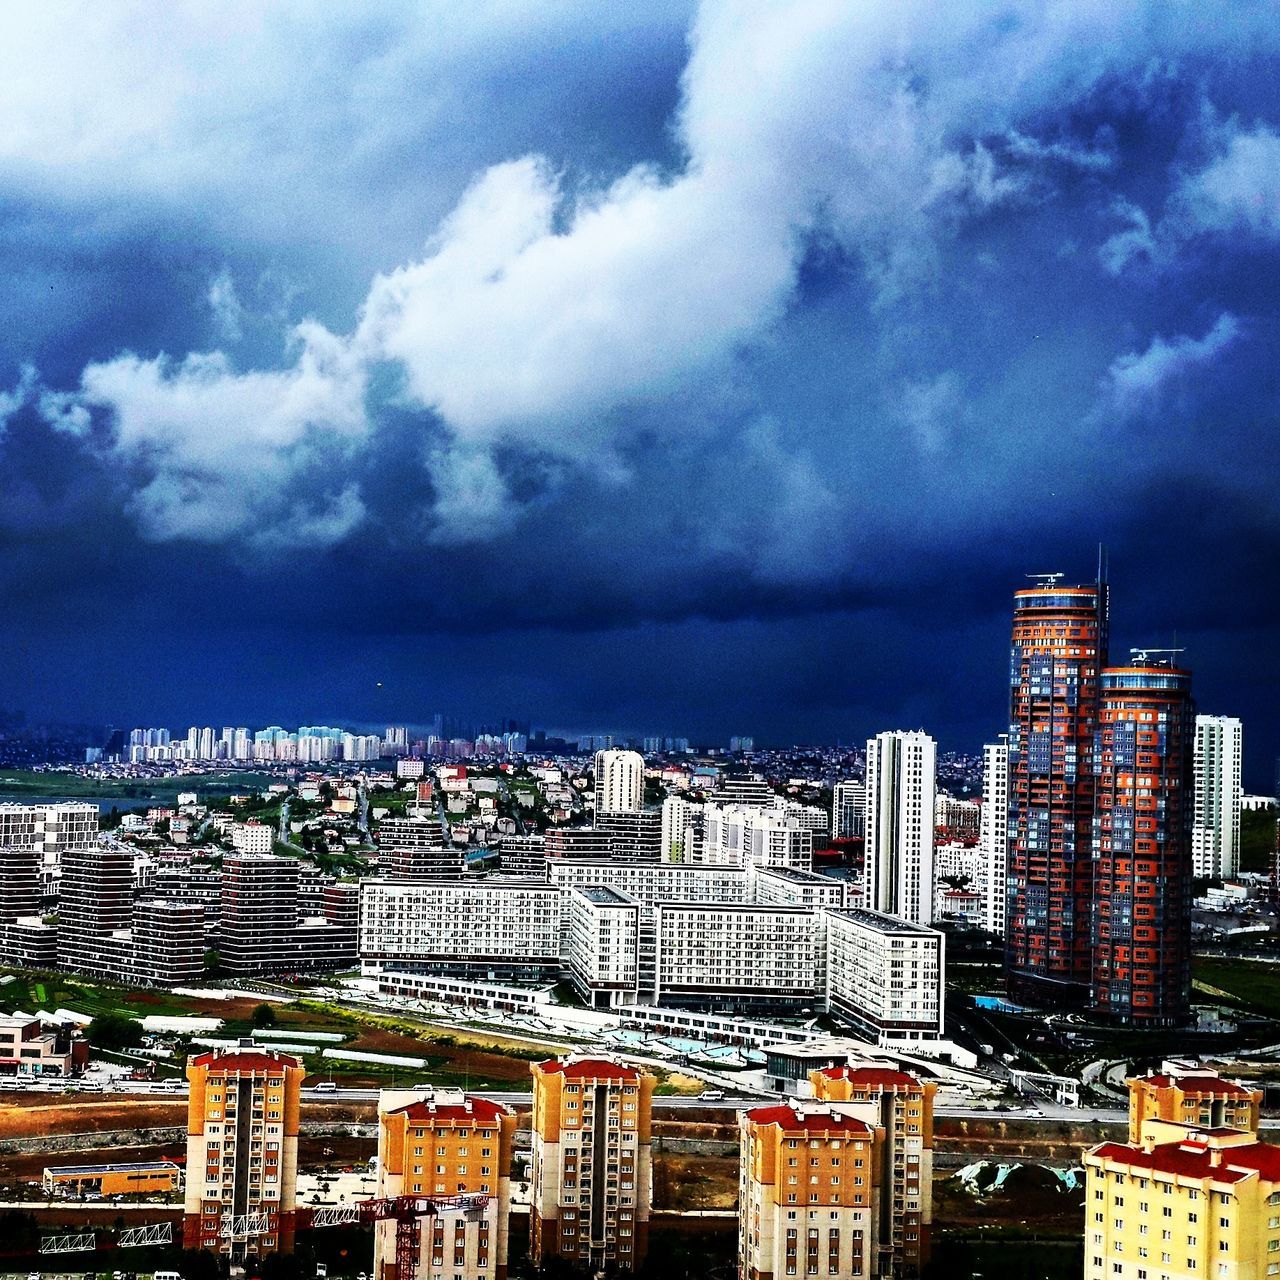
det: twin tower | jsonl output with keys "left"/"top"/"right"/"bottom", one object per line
{"left": 1004, "top": 576, "right": 1195, "bottom": 1026}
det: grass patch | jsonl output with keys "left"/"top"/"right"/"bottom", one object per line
{"left": 1194, "top": 956, "right": 1280, "bottom": 1018}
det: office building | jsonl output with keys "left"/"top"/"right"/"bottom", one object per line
{"left": 1005, "top": 577, "right": 1108, "bottom": 1006}
{"left": 832, "top": 780, "right": 866, "bottom": 840}
{"left": 1126, "top": 1066, "right": 1262, "bottom": 1143}
{"left": 824, "top": 908, "right": 945, "bottom": 1044}
{"left": 812, "top": 1065, "right": 936, "bottom": 1275}
{"left": 374, "top": 1088, "right": 515, "bottom": 1280}
{"left": 530, "top": 1056, "right": 653, "bottom": 1273}
{"left": 977, "top": 736, "right": 1010, "bottom": 936}
{"left": 0, "top": 1012, "right": 86, "bottom": 1078}
{"left": 738, "top": 1103, "right": 880, "bottom": 1280}
{"left": 1091, "top": 657, "right": 1195, "bottom": 1026}
{"left": 183, "top": 1044, "right": 304, "bottom": 1260}
{"left": 1192, "top": 715, "right": 1243, "bottom": 879}
{"left": 863, "top": 732, "right": 936, "bottom": 925}
{"left": 593, "top": 749, "right": 644, "bottom": 815}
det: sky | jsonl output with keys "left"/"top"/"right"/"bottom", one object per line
{"left": 0, "top": 2, "right": 1278, "bottom": 785}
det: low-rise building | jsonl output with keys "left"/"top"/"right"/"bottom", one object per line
{"left": 44, "top": 1160, "right": 181, "bottom": 1198}
{"left": 1127, "top": 1065, "right": 1262, "bottom": 1142}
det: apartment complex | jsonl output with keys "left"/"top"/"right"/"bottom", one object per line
{"left": 979, "top": 736, "right": 1010, "bottom": 936}
{"left": 739, "top": 1103, "right": 880, "bottom": 1280}
{"left": 0, "top": 1012, "right": 87, "bottom": 1078}
{"left": 183, "top": 1045, "right": 304, "bottom": 1260}
{"left": 863, "top": 732, "right": 936, "bottom": 926}
{"left": 374, "top": 1089, "right": 516, "bottom": 1280}
{"left": 1085, "top": 1074, "right": 1280, "bottom": 1280}
{"left": 378, "top": 818, "right": 468, "bottom": 880}
{"left": 832, "top": 780, "right": 866, "bottom": 840}
{"left": 1127, "top": 1067, "right": 1262, "bottom": 1143}
{"left": 530, "top": 1057, "right": 653, "bottom": 1273}
{"left": 1091, "top": 658, "right": 1195, "bottom": 1025}
{"left": 1191, "top": 715, "right": 1243, "bottom": 880}
{"left": 811, "top": 1065, "right": 936, "bottom": 1275}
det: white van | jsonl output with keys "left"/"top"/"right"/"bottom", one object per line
{"left": 155, "top": 1270, "right": 183, "bottom": 1280}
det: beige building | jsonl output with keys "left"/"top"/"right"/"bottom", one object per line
{"left": 373, "top": 1088, "right": 515, "bottom": 1280}
{"left": 739, "top": 1102, "right": 882, "bottom": 1280}
{"left": 811, "top": 1065, "right": 936, "bottom": 1275}
{"left": 1127, "top": 1066, "right": 1262, "bottom": 1143}
{"left": 183, "top": 1044, "right": 303, "bottom": 1261}
{"left": 530, "top": 1056, "right": 654, "bottom": 1273}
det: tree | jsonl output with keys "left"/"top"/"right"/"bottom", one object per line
{"left": 86, "top": 1012, "right": 144, "bottom": 1052}
{"left": 203, "top": 948, "right": 221, "bottom": 974}
{"left": 251, "top": 1003, "right": 277, "bottom": 1029}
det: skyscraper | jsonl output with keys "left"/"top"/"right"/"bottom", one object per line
{"left": 862, "top": 731, "right": 936, "bottom": 925}
{"left": 1091, "top": 655, "right": 1195, "bottom": 1026}
{"left": 979, "top": 736, "right": 1010, "bottom": 936}
{"left": 1005, "top": 576, "right": 1108, "bottom": 1006}
{"left": 1191, "top": 714, "right": 1243, "bottom": 879}
{"left": 593, "top": 749, "right": 644, "bottom": 815}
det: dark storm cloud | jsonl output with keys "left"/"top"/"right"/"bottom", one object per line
{"left": 0, "top": 2, "right": 1277, "bottom": 783}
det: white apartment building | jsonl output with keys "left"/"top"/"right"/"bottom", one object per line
{"left": 547, "top": 858, "right": 750, "bottom": 907}
{"left": 660, "top": 794, "right": 704, "bottom": 862}
{"left": 593, "top": 749, "right": 644, "bottom": 815}
{"left": 565, "top": 887, "right": 640, "bottom": 1009}
{"left": 654, "top": 903, "right": 821, "bottom": 1009}
{"left": 863, "top": 732, "right": 936, "bottom": 926}
{"left": 932, "top": 841, "right": 987, "bottom": 922}
{"left": 701, "top": 804, "right": 813, "bottom": 873}
{"left": 359, "top": 879, "right": 563, "bottom": 979}
{"left": 831, "top": 779, "right": 866, "bottom": 839}
{"left": 1192, "top": 714, "right": 1243, "bottom": 879}
{"left": 231, "top": 821, "right": 274, "bottom": 855}
{"left": 0, "top": 801, "right": 98, "bottom": 894}
{"left": 753, "top": 867, "right": 848, "bottom": 911}
{"left": 825, "top": 908, "right": 945, "bottom": 1044}
{"left": 978, "top": 737, "right": 1009, "bottom": 936}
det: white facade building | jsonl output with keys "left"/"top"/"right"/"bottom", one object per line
{"left": 979, "top": 736, "right": 1010, "bottom": 936}
{"left": 565, "top": 887, "right": 640, "bottom": 1009}
{"left": 825, "top": 907, "right": 945, "bottom": 1044}
{"left": 1192, "top": 715, "right": 1243, "bottom": 879}
{"left": 660, "top": 795, "right": 704, "bottom": 862}
{"left": 593, "top": 749, "right": 644, "bottom": 815}
{"left": 831, "top": 779, "right": 865, "bottom": 839}
{"left": 231, "top": 822, "right": 274, "bottom": 855}
{"left": 700, "top": 804, "right": 813, "bottom": 872}
{"left": 863, "top": 732, "right": 936, "bottom": 925}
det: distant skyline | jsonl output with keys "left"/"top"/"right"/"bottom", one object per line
{"left": 0, "top": 5, "right": 1277, "bottom": 791}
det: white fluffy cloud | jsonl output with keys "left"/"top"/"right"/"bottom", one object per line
{"left": 1099, "top": 313, "right": 1242, "bottom": 421}
{"left": 1177, "top": 124, "right": 1280, "bottom": 239}
{"left": 33, "top": 0, "right": 1280, "bottom": 547}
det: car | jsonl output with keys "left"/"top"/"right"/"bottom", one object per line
{"left": 314, "top": 1081, "right": 338, "bottom": 1093}
{"left": 1027, "top": 1108, "right": 1045, "bottom": 1117}
{"left": 698, "top": 1090, "right": 726, "bottom": 1101}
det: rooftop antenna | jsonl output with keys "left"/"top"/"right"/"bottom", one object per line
{"left": 1025, "top": 572, "right": 1065, "bottom": 587}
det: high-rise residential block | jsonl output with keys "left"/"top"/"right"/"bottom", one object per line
{"left": 593, "top": 749, "right": 644, "bottom": 815}
{"left": 832, "top": 780, "right": 866, "bottom": 840}
{"left": 862, "top": 732, "right": 936, "bottom": 925}
{"left": 979, "top": 736, "right": 1010, "bottom": 936}
{"left": 738, "top": 1102, "right": 881, "bottom": 1280}
{"left": 1126, "top": 1066, "right": 1261, "bottom": 1143}
{"left": 57, "top": 845, "right": 133, "bottom": 975}
{"left": 373, "top": 1088, "right": 515, "bottom": 1280}
{"left": 530, "top": 1056, "right": 653, "bottom": 1273}
{"left": 811, "top": 1065, "right": 936, "bottom": 1275}
{"left": 1192, "top": 715, "right": 1243, "bottom": 879}
{"left": 183, "top": 1044, "right": 304, "bottom": 1261}
{"left": 1005, "top": 578, "right": 1108, "bottom": 1006}
{"left": 1091, "top": 657, "right": 1194, "bottom": 1026}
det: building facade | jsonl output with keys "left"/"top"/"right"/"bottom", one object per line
{"left": 593, "top": 750, "right": 644, "bottom": 815}
{"left": 1091, "top": 659, "right": 1195, "bottom": 1026}
{"left": 374, "top": 1089, "right": 515, "bottom": 1280}
{"left": 979, "top": 736, "right": 1010, "bottom": 937}
{"left": 862, "top": 732, "right": 936, "bottom": 925}
{"left": 1191, "top": 715, "right": 1243, "bottom": 880}
{"left": 1005, "top": 579, "right": 1107, "bottom": 1006}
{"left": 832, "top": 780, "right": 866, "bottom": 840}
{"left": 530, "top": 1057, "right": 653, "bottom": 1273}
{"left": 1127, "top": 1067, "right": 1262, "bottom": 1143}
{"left": 183, "top": 1045, "right": 304, "bottom": 1261}
{"left": 739, "top": 1103, "right": 881, "bottom": 1280}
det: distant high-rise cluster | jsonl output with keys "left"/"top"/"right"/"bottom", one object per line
{"left": 1003, "top": 571, "right": 1197, "bottom": 1026}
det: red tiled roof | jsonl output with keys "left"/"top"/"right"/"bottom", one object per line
{"left": 1091, "top": 1139, "right": 1280, "bottom": 1184}
{"left": 537, "top": 1058, "right": 641, "bottom": 1081}
{"left": 746, "top": 1105, "right": 875, "bottom": 1135}
{"left": 817, "top": 1066, "right": 922, "bottom": 1089}
{"left": 190, "top": 1050, "right": 300, "bottom": 1072}
{"left": 392, "top": 1097, "right": 508, "bottom": 1124}
{"left": 1141, "top": 1074, "right": 1256, "bottom": 1098}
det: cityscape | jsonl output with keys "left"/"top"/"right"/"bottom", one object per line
{"left": 1, "top": 6, "right": 1279, "bottom": 1280}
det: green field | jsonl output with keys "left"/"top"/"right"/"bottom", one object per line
{"left": 1194, "top": 956, "right": 1280, "bottom": 1019}
{"left": 0, "top": 970, "right": 206, "bottom": 1020}
{"left": 0, "top": 768, "right": 279, "bottom": 802}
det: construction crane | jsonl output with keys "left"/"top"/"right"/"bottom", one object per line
{"left": 1128, "top": 646, "right": 1186, "bottom": 666}
{"left": 40, "top": 1221, "right": 174, "bottom": 1254}
{"left": 297, "top": 1193, "right": 490, "bottom": 1280}
{"left": 1025, "top": 571, "right": 1065, "bottom": 588}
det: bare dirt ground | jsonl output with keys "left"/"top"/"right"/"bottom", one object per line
{"left": 653, "top": 1152, "right": 738, "bottom": 1209}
